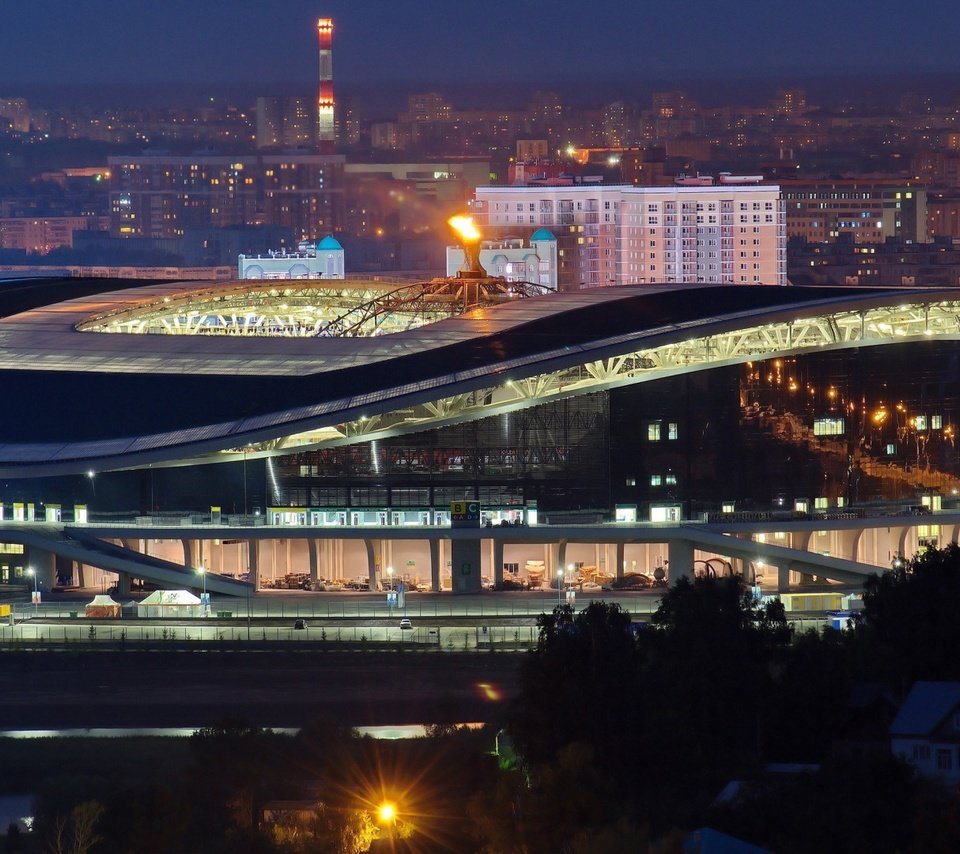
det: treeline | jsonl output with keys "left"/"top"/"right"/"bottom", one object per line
{"left": 482, "top": 543, "right": 960, "bottom": 852}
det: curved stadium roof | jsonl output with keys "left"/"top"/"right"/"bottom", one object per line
{"left": 1, "top": 277, "right": 959, "bottom": 477}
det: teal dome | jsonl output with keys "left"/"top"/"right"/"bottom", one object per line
{"left": 529, "top": 228, "right": 556, "bottom": 242}
{"left": 317, "top": 235, "right": 343, "bottom": 250}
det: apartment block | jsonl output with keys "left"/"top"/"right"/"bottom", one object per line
{"left": 470, "top": 184, "right": 786, "bottom": 290}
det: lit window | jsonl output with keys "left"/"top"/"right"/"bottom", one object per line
{"left": 665, "top": 474, "right": 677, "bottom": 486}
{"left": 668, "top": 422, "right": 678, "bottom": 440}
{"left": 650, "top": 475, "right": 662, "bottom": 486}
{"left": 814, "top": 418, "right": 845, "bottom": 436}
{"left": 647, "top": 423, "right": 661, "bottom": 441}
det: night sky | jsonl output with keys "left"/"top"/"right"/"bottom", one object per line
{"left": 3, "top": 0, "right": 958, "bottom": 92}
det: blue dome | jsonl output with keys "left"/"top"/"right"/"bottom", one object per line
{"left": 317, "top": 235, "right": 343, "bottom": 250}
{"left": 529, "top": 228, "right": 556, "bottom": 242}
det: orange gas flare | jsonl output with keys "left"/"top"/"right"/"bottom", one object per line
{"left": 448, "top": 215, "right": 481, "bottom": 243}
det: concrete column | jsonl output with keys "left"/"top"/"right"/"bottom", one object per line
{"left": 451, "top": 535, "right": 482, "bottom": 594}
{"left": 557, "top": 539, "right": 568, "bottom": 574}
{"left": 248, "top": 540, "right": 260, "bottom": 591}
{"left": 363, "top": 539, "right": 377, "bottom": 590}
{"left": 777, "top": 563, "right": 791, "bottom": 593}
{"left": 28, "top": 548, "right": 56, "bottom": 591}
{"left": 76, "top": 562, "right": 86, "bottom": 588}
{"left": 181, "top": 538, "right": 199, "bottom": 569}
{"left": 667, "top": 538, "right": 694, "bottom": 585}
{"left": 308, "top": 539, "right": 318, "bottom": 582}
{"left": 616, "top": 542, "right": 625, "bottom": 580}
{"left": 493, "top": 538, "right": 504, "bottom": 588}
{"left": 430, "top": 539, "right": 441, "bottom": 593}
{"left": 116, "top": 572, "right": 132, "bottom": 597}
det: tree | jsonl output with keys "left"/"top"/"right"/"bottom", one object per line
{"left": 644, "top": 576, "right": 792, "bottom": 780}
{"left": 856, "top": 542, "right": 960, "bottom": 683}
{"left": 508, "top": 602, "right": 645, "bottom": 786}
{"left": 46, "top": 800, "right": 104, "bottom": 854}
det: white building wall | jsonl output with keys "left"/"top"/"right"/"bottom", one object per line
{"left": 446, "top": 240, "right": 558, "bottom": 289}
{"left": 472, "top": 184, "right": 786, "bottom": 288}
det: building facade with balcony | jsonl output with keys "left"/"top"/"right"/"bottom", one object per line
{"left": 469, "top": 184, "right": 786, "bottom": 290}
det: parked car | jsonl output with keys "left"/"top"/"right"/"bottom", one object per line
{"left": 399, "top": 618, "right": 413, "bottom": 630}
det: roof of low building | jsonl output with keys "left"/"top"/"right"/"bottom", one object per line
{"left": 530, "top": 228, "right": 556, "bottom": 241}
{"left": 890, "top": 681, "right": 960, "bottom": 737}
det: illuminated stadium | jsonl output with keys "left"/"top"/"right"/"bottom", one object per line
{"left": 74, "top": 276, "right": 553, "bottom": 338}
{"left": 2, "top": 275, "right": 960, "bottom": 528}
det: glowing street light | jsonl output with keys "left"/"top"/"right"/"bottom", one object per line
{"left": 26, "top": 566, "right": 37, "bottom": 613}
{"left": 557, "top": 568, "right": 564, "bottom": 607}
{"left": 196, "top": 566, "right": 207, "bottom": 615}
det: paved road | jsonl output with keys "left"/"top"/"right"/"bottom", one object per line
{"left": 0, "top": 650, "right": 523, "bottom": 730}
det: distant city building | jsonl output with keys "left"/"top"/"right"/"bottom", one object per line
{"left": 928, "top": 192, "right": 960, "bottom": 240}
{"left": 470, "top": 183, "right": 786, "bottom": 289}
{"left": 781, "top": 179, "right": 927, "bottom": 244}
{"left": 602, "top": 101, "right": 636, "bottom": 148}
{"left": 0, "top": 97, "right": 29, "bottom": 133}
{"left": 239, "top": 235, "right": 344, "bottom": 280}
{"left": 108, "top": 153, "right": 345, "bottom": 242}
{"left": 0, "top": 216, "right": 109, "bottom": 254}
{"left": 773, "top": 88, "right": 807, "bottom": 116}
{"left": 256, "top": 97, "right": 316, "bottom": 149}
{"left": 370, "top": 122, "right": 410, "bottom": 151}
{"left": 652, "top": 91, "right": 695, "bottom": 119}
{"left": 404, "top": 92, "right": 453, "bottom": 124}
{"left": 787, "top": 235, "right": 960, "bottom": 287}
{"left": 516, "top": 139, "right": 549, "bottom": 161}
{"left": 446, "top": 229, "right": 557, "bottom": 289}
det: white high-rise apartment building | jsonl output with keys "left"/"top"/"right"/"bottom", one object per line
{"left": 469, "top": 184, "right": 787, "bottom": 290}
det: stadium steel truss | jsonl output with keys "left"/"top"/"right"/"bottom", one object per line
{"left": 2, "top": 281, "right": 960, "bottom": 476}
{"left": 76, "top": 277, "right": 554, "bottom": 338}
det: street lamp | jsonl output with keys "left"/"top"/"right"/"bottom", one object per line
{"left": 26, "top": 566, "right": 37, "bottom": 613}
{"left": 557, "top": 568, "right": 564, "bottom": 607}
{"left": 386, "top": 565, "right": 394, "bottom": 591}
{"left": 196, "top": 566, "right": 207, "bottom": 615}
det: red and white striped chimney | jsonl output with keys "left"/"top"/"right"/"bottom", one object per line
{"left": 317, "top": 17, "right": 335, "bottom": 153}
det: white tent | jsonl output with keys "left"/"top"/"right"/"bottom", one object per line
{"left": 137, "top": 589, "right": 202, "bottom": 618}
{"left": 85, "top": 594, "right": 120, "bottom": 618}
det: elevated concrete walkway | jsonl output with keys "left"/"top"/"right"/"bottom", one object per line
{"left": 0, "top": 524, "right": 251, "bottom": 597}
